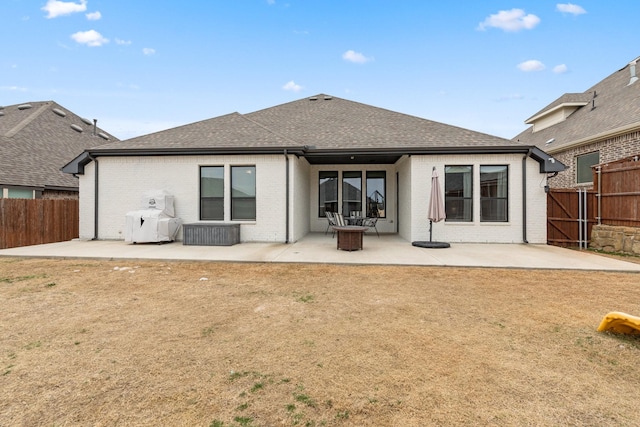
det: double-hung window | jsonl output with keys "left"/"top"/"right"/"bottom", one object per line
{"left": 445, "top": 166, "right": 473, "bottom": 222}
{"left": 200, "top": 166, "right": 224, "bottom": 220}
{"left": 231, "top": 166, "right": 256, "bottom": 220}
{"left": 480, "top": 165, "right": 508, "bottom": 222}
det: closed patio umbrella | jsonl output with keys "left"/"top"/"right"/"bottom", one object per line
{"left": 413, "top": 166, "right": 450, "bottom": 248}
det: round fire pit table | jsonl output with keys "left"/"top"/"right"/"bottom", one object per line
{"left": 332, "top": 226, "right": 368, "bottom": 251}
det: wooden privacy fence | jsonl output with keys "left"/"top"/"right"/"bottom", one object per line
{"left": 0, "top": 199, "right": 79, "bottom": 249}
{"left": 547, "top": 189, "right": 597, "bottom": 248}
{"left": 547, "top": 154, "right": 640, "bottom": 248}
{"left": 593, "top": 156, "right": 640, "bottom": 227}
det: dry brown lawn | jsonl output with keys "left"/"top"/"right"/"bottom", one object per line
{"left": 1, "top": 257, "right": 640, "bottom": 427}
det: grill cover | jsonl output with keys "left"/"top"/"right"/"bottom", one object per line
{"left": 124, "top": 190, "right": 181, "bottom": 243}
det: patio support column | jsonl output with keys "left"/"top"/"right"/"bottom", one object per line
{"left": 90, "top": 154, "right": 99, "bottom": 241}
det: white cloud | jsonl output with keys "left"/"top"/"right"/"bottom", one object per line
{"left": 0, "top": 85, "right": 28, "bottom": 92}
{"left": 71, "top": 30, "right": 109, "bottom": 47}
{"left": 282, "top": 81, "right": 303, "bottom": 92}
{"left": 342, "top": 50, "right": 373, "bottom": 64}
{"left": 553, "top": 64, "right": 568, "bottom": 73}
{"left": 142, "top": 48, "right": 156, "bottom": 56}
{"left": 517, "top": 60, "right": 546, "bottom": 72}
{"left": 267, "top": 0, "right": 275, "bottom": 4}
{"left": 496, "top": 93, "right": 525, "bottom": 102}
{"left": 477, "top": 9, "right": 540, "bottom": 32}
{"left": 115, "top": 38, "right": 132, "bottom": 46}
{"left": 556, "top": 3, "right": 587, "bottom": 15}
{"left": 42, "top": 0, "right": 87, "bottom": 19}
{"left": 86, "top": 11, "right": 101, "bottom": 20}
{"left": 116, "top": 82, "right": 140, "bottom": 90}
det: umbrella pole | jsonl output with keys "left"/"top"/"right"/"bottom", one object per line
{"left": 429, "top": 220, "right": 433, "bottom": 242}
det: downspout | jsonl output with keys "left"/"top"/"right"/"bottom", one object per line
{"left": 89, "top": 154, "right": 99, "bottom": 240}
{"left": 284, "top": 149, "right": 290, "bottom": 244}
{"left": 522, "top": 150, "right": 530, "bottom": 243}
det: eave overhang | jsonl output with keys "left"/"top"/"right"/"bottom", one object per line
{"left": 62, "top": 145, "right": 564, "bottom": 174}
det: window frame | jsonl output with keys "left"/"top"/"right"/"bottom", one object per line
{"left": 576, "top": 151, "right": 599, "bottom": 184}
{"left": 200, "top": 166, "right": 225, "bottom": 221}
{"left": 479, "top": 165, "right": 509, "bottom": 222}
{"left": 230, "top": 165, "right": 256, "bottom": 221}
{"left": 341, "top": 171, "right": 362, "bottom": 217}
{"left": 444, "top": 165, "right": 473, "bottom": 222}
{"left": 318, "top": 171, "right": 339, "bottom": 217}
{"left": 366, "top": 171, "right": 386, "bottom": 218}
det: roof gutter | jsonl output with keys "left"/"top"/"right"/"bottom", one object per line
{"left": 303, "top": 145, "right": 537, "bottom": 157}
{"left": 88, "top": 146, "right": 310, "bottom": 157}
{"left": 284, "top": 149, "right": 290, "bottom": 244}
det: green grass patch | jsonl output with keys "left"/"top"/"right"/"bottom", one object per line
{"left": 25, "top": 341, "right": 41, "bottom": 350}
{"left": 201, "top": 326, "right": 215, "bottom": 337}
{"left": 250, "top": 382, "right": 264, "bottom": 393}
{"left": 233, "top": 416, "right": 253, "bottom": 426}
{"left": 294, "top": 393, "right": 316, "bottom": 408}
{"left": 1, "top": 274, "right": 48, "bottom": 284}
{"left": 297, "top": 294, "right": 314, "bottom": 303}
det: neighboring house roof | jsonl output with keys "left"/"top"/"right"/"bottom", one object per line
{"left": 513, "top": 56, "right": 640, "bottom": 152}
{"left": 65, "top": 94, "right": 563, "bottom": 173}
{"left": 0, "top": 101, "right": 118, "bottom": 191}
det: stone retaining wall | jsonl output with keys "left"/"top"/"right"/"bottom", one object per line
{"left": 590, "top": 224, "right": 640, "bottom": 255}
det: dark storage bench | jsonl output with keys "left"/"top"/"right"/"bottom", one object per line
{"left": 183, "top": 223, "right": 240, "bottom": 246}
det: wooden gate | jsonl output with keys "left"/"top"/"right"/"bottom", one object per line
{"left": 547, "top": 189, "right": 597, "bottom": 247}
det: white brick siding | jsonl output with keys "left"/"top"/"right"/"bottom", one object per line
{"left": 290, "top": 156, "right": 310, "bottom": 242}
{"left": 406, "top": 154, "right": 547, "bottom": 244}
{"left": 80, "top": 155, "right": 288, "bottom": 242}
{"left": 78, "top": 152, "right": 548, "bottom": 244}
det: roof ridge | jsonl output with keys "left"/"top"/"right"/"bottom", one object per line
{"left": 5, "top": 102, "right": 52, "bottom": 138}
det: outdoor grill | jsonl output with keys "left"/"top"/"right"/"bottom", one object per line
{"left": 124, "top": 190, "right": 181, "bottom": 244}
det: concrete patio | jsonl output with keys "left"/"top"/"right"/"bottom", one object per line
{"left": 1, "top": 233, "right": 639, "bottom": 271}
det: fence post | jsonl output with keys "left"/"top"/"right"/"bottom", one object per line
{"left": 596, "top": 165, "right": 602, "bottom": 225}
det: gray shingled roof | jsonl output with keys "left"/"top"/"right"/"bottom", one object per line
{"left": 0, "top": 101, "right": 118, "bottom": 190}
{"left": 514, "top": 57, "right": 640, "bottom": 152}
{"left": 244, "top": 94, "right": 518, "bottom": 149}
{"left": 91, "top": 94, "right": 524, "bottom": 154}
{"left": 91, "top": 112, "right": 296, "bottom": 151}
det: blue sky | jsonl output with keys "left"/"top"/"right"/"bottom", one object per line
{"left": 2, "top": 1, "right": 639, "bottom": 140}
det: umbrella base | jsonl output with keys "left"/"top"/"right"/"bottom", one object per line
{"left": 412, "top": 241, "right": 451, "bottom": 249}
